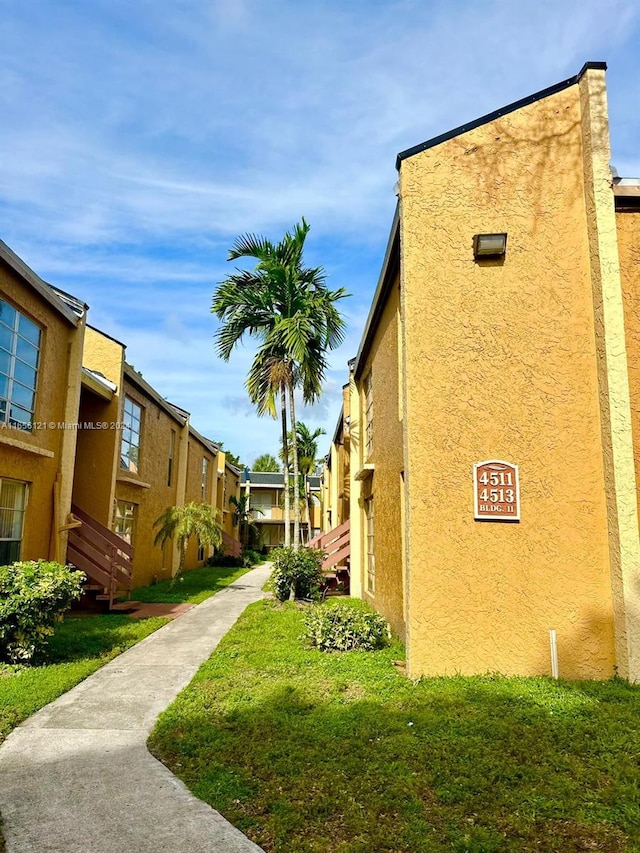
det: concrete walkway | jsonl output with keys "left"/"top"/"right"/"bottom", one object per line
{"left": 0, "top": 564, "right": 272, "bottom": 853}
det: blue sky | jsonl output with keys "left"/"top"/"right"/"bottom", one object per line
{"left": 2, "top": 0, "right": 639, "bottom": 464}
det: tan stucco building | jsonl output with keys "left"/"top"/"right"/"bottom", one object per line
{"left": 241, "top": 470, "right": 322, "bottom": 550}
{"left": 0, "top": 241, "right": 241, "bottom": 599}
{"left": 325, "top": 62, "right": 640, "bottom": 682}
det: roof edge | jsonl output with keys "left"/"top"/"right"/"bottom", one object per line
{"left": 396, "top": 61, "right": 607, "bottom": 169}
{"left": 124, "top": 363, "right": 190, "bottom": 427}
{"left": 353, "top": 205, "right": 400, "bottom": 381}
{"left": 0, "top": 240, "right": 81, "bottom": 327}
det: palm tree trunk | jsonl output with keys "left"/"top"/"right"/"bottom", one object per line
{"left": 288, "top": 379, "right": 301, "bottom": 551}
{"left": 305, "top": 476, "right": 312, "bottom": 543}
{"left": 280, "top": 381, "right": 291, "bottom": 548}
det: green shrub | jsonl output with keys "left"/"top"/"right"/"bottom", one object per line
{"left": 0, "top": 560, "right": 85, "bottom": 663}
{"left": 270, "top": 547, "right": 325, "bottom": 602}
{"left": 206, "top": 551, "right": 244, "bottom": 568}
{"left": 303, "top": 601, "right": 389, "bottom": 652}
{"left": 242, "top": 550, "right": 263, "bottom": 567}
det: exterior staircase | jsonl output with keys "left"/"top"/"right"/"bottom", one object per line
{"left": 67, "top": 504, "right": 135, "bottom": 611}
{"left": 309, "top": 519, "right": 350, "bottom": 595}
{"left": 221, "top": 529, "right": 242, "bottom": 558}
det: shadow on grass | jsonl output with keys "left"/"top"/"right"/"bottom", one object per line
{"left": 151, "top": 676, "right": 639, "bottom": 853}
{"left": 38, "top": 614, "right": 168, "bottom": 665}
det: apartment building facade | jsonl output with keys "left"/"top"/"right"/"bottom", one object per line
{"left": 325, "top": 62, "right": 640, "bottom": 682}
{"left": 0, "top": 240, "right": 241, "bottom": 596}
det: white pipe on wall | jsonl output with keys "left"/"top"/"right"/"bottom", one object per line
{"left": 549, "top": 629, "right": 559, "bottom": 679}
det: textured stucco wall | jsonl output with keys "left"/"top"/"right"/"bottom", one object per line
{"left": 617, "top": 209, "right": 640, "bottom": 503}
{"left": 578, "top": 69, "right": 640, "bottom": 682}
{"left": 348, "top": 371, "right": 363, "bottom": 599}
{"left": 399, "top": 81, "right": 617, "bottom": 679}
{"left": 114, "top": 375, "right": 185, "bottom": 587}
{"left": 223, "top": 466, "right": 240, "bottom": 538}
{"left": 73, "top": 327, "right": 125, "bottom": 527}
{"left": 0, "top": 261, "right": 80, "bottom": 562}
{"left": 358, "top": 280, "right": 405, "bottom": 640}
{"left": 183, "top": 434, "right": 219, "bottom": 567}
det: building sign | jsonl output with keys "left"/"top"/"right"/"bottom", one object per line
{"left": 473, "top": 460, "right": 520, "bottom": 521}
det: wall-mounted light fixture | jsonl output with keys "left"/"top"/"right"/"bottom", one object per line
{"left": 473, "top": 233, "right": 507, "bottom": 260}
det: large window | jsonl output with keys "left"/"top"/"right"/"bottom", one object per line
{"left": 364, "top": 370, "right": 373, "bottom": 459}
{"left": 0, "top": 479, "right": 28, "bottom": 564}
{"left": 366, "top": 496, "right": 375, "bottom": 594}
{"left": 201, "top": 457, "right": 209, "bottom": 500}
{"left": 114, "top": 501, "right": 136, "bottom": 545}
{"left": 120, "top": 397, "right": 142, "bottom": 473}
{"left": 0, "top": 299, "right": 41, "bottom": 429}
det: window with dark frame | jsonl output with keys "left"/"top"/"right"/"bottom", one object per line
{"left": 0, "top": 478, "right": 28, "bottom": 564}
{"left": 364, "top": 370, "right": 373, "bottom": 459}
{"left": 120, "top": 397, "right": 142, "bottom": 473}
{"left": 168, "top": 429, "right": 175, "bottom": 486}
{"left": 366, "top": 496, "right": 375, "bottom": 594}
{"left": 0, "top": 299, "right": 41, "bottom": 430}
{"left": 201, "top": 457, "right": 209, "bottom": 501}
{"left": 114, "top": 501, "right": 136, "bottom": 545}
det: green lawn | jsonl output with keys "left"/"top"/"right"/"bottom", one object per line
{"left": 0, "top": 613, "right": 168, "bottom": 744}
{"left": 132, "top": 562, "right": 253, "bottom": 604}
{"left": 149, "top": 599, "right": 640, "bottom": 853}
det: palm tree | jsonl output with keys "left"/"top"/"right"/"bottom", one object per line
{"left": 253, "top": 453, "right": 280, "bottom": 472}
{"left": 229, "top": 494, "right": 262, "bottom": 549}
{"left": 212, "top": 218, "right": 348, "bottom": 551}
{"left": 153, "top": 502, "right": 221, "bottom": 581}
{"left": 295, "top": 422, "right": 326, "bottom": 541}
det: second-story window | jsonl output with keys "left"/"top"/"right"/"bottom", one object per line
{"left": 364, "top": 370, "right": 373, "bottom": 459}
{"left": 120, "top": 397, "right": 142, "bottom": 474}
{"left": 201, "top": 457, "right": 209, "bottom": 501}
{"left": 167, "top": 429, "right": 175, "bottom": 486}
{"left": 0, "top": 298, "right": 41, "bottom": 430}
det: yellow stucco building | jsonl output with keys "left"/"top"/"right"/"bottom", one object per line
{"left": 0, "top": 241, "right": 241, "bottom": 600}
{"left": 240, "top": 469, "right": 322, "bottom": 550}
{"left": 326, "top": 62, "right": 640, "bottom": 682}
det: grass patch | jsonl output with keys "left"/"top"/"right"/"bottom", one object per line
{"left": 0, "top": 613, "right": 168, "bottom": 744}
{"left": 150, "top": 599, "right": 640, "bottom": 853}
{"left": 132, "top": 563, "right": 253, "bottom": 605}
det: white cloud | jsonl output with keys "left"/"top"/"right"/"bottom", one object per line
{"left": 1, "top": 0, "right": 639, "bottom": 460}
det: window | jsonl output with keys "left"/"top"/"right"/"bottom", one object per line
{"left": 167, "top": 430, "right": 175, "bottom": 486}
{"left": 0, "top": 299, "right": 41, "bottom": 429}
{"left": 115, "top": 501, "right": 135, "bottom": 544}
{"left": 0, "top": 478, "right": 28, "bottom": 564}
{"left": 366, "top": 497, "right": 375, "bottom": 594}
{"left": 201, "top": 457, "right": 209, "bottom": 501}
{"left": 120, "top": 397, "right": 142, "bottom": 473}
{"left": 197, "top": 542, "right": 205, "bottom": 562}
{"left": 364, "top": 370, "right": 373, "bottom": 459}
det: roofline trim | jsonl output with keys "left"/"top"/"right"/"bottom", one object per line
{"left": 87, "top": 323, "right": 127, "bottom": 349}
{"left": 353, "top": 205, "right": 400, "bottom": 381}
{"left": 123, "top": 363, "right": 190, "bottom": 427}
{"left": 0, "top": 240, "right": 81, "bottom": 327}
{"left": 396, "top": 61, "right": 607, "bottom": 169}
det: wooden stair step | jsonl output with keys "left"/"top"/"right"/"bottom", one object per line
{"left": 83, "top": 584, "right": 105, "bottom": 592}
{"left": 109, "top": 600, "right": 141, "bottom": 612}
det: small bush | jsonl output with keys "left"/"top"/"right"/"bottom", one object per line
{"left": 0, "top": 560, "right": 85, "bottom": 663}
{"left": 206, "top": 552, "right": 244, "bottom": 568}
{"left": 270, "top": 547, "right": 325, "bottom": 602}
{"left": 242, "top": 550, "right": 263, "bottom": 567}
{"left": 303, "top": 601, "right": 389, "bottom": 652}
